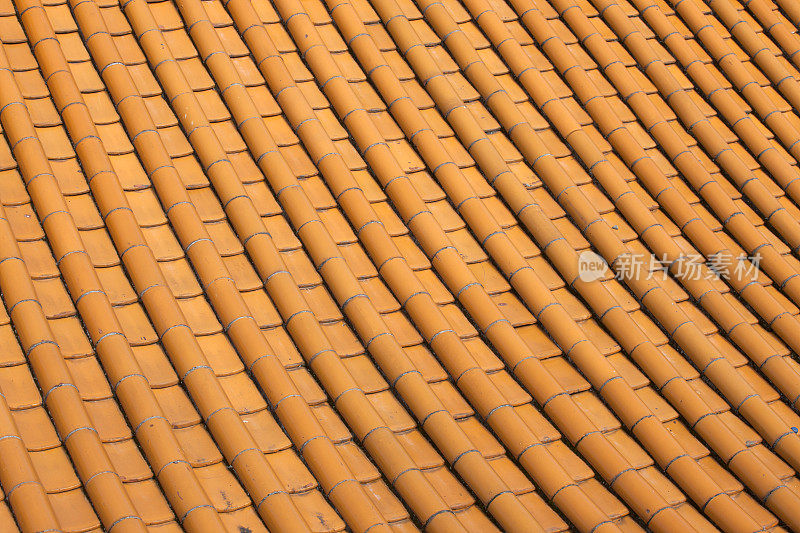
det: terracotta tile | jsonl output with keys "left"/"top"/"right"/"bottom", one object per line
{"left": 280, "top": 149, "right": 317, "bottom": 180}
{"left": 0, "top": 365, "right": 41, "bottom": 409}
{"left": 17, "top": 239, "right": 57, "bottom": 279}
{"left": 403, "top": 344, "right": 448, "bottom": 381}
{"left": 219, "top": 507, "right": 269, "bottom": 533}
{"left": 157, "top": 126, "right": 194, "bottom": 157}
{"left": 152, "top": 386, "right": 201, "bottom": 428}
{"left": 220, "top": 372, "right": 269, "bottom": 414}
{"left": 0, "top": 170, "right": 27, "bottom": 206}
{"left": 264, "top": 448, "right": 318, "bottom": 492}
{"left": 70, "top": 61, "right": 106, "bottom": 92}
{"left": 341, "top": 355, "right": 387, "bottom": 392}
{"left": 196, "top": 462, "right": 253, "bottom": 510}
{"left": 542, "top": 357, "right": 590, "bottom": 393}
{"left": 80, "top": 228, "right": 121, "bottom": 267}
{"left": 288, "top": 368, "right": 327, "bottom": 405}
{"left": 4, "top": 0, "right": 800, "bottom": 529}
{"left": 381, "top": 311, "right": 424, "bottom": 346}
{"left": 515, "top": 403, "right": 560, "bottom": 443}
{"left": 579, "top": 319, "right": 620, "bottom": 355}
{"left": 453, "top": 505, "right": 500, "bottom": 531}
{"left": 66, "top": 356, "right": 112, "bottom": 400}
{"left": 125, "top": 480, "right": 174, "bottom": 524}
{"left": 513, "top": 325, "right": 560, "bottom": 358}
{"left": 104, "top": 438, "right": 154, "bottom": 482}
{"left": 407, "top": 171, "right": 445, "bottom": 201}
{"left": 339, "top": 243, "right": 378, "bottom": 278}
{"left": 369, "top": 390, "right": 416, "bottom": 431}
{"left": 84, "top": 398, "right": 132, "bottom": 442}
{"left": 240, "top": 409, "right": 292, "bottom": 453}
{"left": 141, "top": 224, "right": 184, "bottom": 260}
{"left": 160, "top": 259, "right": 202, "bottom": 298}
{"left": 424, "top": 466, "right": 475, "bottom": 509}
{"left": 31, "top": 447, "right": 81, "bottom": 492}
{"left": 360, "top": 276, "right": 400, "bottom": 313}
{"left": 25, "top": 97, "right": 61, "bottom": 127}
{"left": 261, "top": 327, "right": 304, "bottom": 367}
{"left": 64, "top": 194, "right": 103, "bottom": 230}
{"left": 206, "top": 222, "right": 244, "bottom": 255}
{"left": 312, "top": 404, "right": 352, "bottom": 442}
{"left": 361, "top": 480, "right": 409, "bottom": 522}
{"left": 0, "top": 327, "right": 24, "bottom": 366}
{"left": 223, "top": 253, "right": 264, "bottom": 290}
{"left": 3, "top": 42, "right": 37, "bottom": 70}
{"left": 176, "top": 296, "right": 222, "bottom": 335}
{"left": 579, "top": 479, "right": 628, "bottom": 518}
{"left": 493, "top": 291, "right": 536, "bottom": 326}
{"left": 440, "top": 303, "right": 478, "bottom": 337}
{"left": 11, "top": 407, "right": 60, "bottom": 451}
{"left": 489, "top": 371, "right": 532, "bottom": 406}
{"left": 240, "top": 290, "right": 281, "bottom": 328}
{"left": 5, "top": 204, "right": 44, "bottom": 241}
{"left": 49, "top": 490, "right": 99, "bottom": 532}
{"left": 430, "top": 380, "right": 474, "bottom": 418}
{"left": 294, "top": 491, "right": 346, "bottom": 531}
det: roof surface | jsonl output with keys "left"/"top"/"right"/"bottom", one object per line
{"left": 1, "top": 0, "right": 800, "bottom": 530}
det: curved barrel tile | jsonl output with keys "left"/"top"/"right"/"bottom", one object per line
{"left": 1, "top": 0, "right": 800, "bottom": 530}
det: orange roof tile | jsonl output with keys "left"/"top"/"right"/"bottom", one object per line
{"left": 1, "top": 0, "right": 800, "bottom": 530}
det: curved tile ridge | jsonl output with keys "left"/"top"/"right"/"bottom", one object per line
{"left": 136, "top": 4, "right": 497, "bottom": 531}
{"left": 127, "top": 0, "right": 527, "bottom": 530}
{"left": 144, "top": 7, "right": 504, "bottom": 531}
{"left": 521, "top": 0, "right": 800, "bottom": 407}
{"left": 91, "top": 0, "right": 442, "bottom": 528}
{"left": 437, "top": 0, "right": 800, "bottom": 511}
{"left": 457, "top": 1, "right": 800, "bottom": 526}
{"left": 434, "top": 0, "right": 796, "bottom": 414}
{"left": 590, "top": 0, "right": 800, "bottom": 272}
{"left": 743, "top": 0, "right": 800, "bottom": 71}
{"left": 260, "top": 1, "right": 644, "bottom": 531}
{"left": 222, "top": 4, "right": 604, "bottom": 528}
{"left": 536, "top": 0, "right": 797, "bottom": 444}
{"left": 0, "top": 209, "right": 62, "bottom": 532}
{"left": 4, "top": 8, "right": 232, "bottom": 533}
{"left": 1, "top": 26, "right": 220, "bottom": 533}
{"left": 14, "top": 0, "right": 328, "bottom": 529}
{"left": 222, "top": 4, "right": 672, "bottom": 532}
{"left": 582, "top": 0, "right": 800, "bottom": 454}
{"left": 330, "top": 0, "right": 798, "bottom": 529}
{"left": 444, "top": 0, "right": 800, "bottom": 469}
{"left": 320, "top": 0, "right": 743, "bottom": 529}
{"left": 543, "top": 0, "right": 800, "bottom": 381}
{"left": 0, "top": 208, "right": 105, "bottom": 532}
{"left": 462, "top": 0, "right": 794, "bottom": 502}
{"left": 538, "top": 0, "right": 800, "bottom": 318}
{"left": 771, "top": 0, "right": 800, "bottom": 44}
{"left": 289, "top": 0, "right": 774, "bottom": 530}
{"left": 676, "top": 0, "right": 800, "bottom": 160}
{"left": 190, "top": 0, "right": 610, "bottom": 530}
{"left": 650, "top": 0, "right": 800, "bottom": 215}
{"left": 634, "top": 1, "right": 800, "bottom": 207}
{"left": 456, "top": 2, "right": 796, "bottom": 524}
{"left": 80, "top": 0, "right": 410, "bottom": 528}
{"left": 720, "top": 0, "right": 800, "bottom": 100}
{"left": 351, "top": 0, "right": 791, "bottom": 530}
{"left": 3, "top": 0, "right": 800, "bottom": 529}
